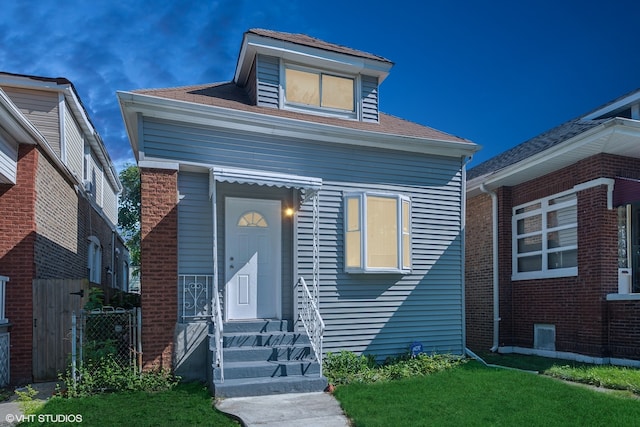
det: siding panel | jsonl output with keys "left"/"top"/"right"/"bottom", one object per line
{"left": 256, "top": 55, "right": 280, "bottom": 109}
{"left": 178, "top": 172, "right": 214, "bottom": 274}
{"left": 64, "top": 104, "right": 84, "bottom": 180}
{"left": 361, "top": 75, "right": 379, "bottom": 123}
{"left": 3, "top": 87, "right": 60, "bottom": 155}
{"left": 0, "top": 135, "right": 17, "bottom": 184}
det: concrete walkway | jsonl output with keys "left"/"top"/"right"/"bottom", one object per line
{"left": 0, "top": 382, "right": 58, "bottom": 426}
{"left": 216, "top": 392, "right": 350, "bottom": 427}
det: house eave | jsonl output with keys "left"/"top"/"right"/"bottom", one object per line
{"left": 0, "top": 88, "right": 47, "bottom": 146}
{"left": 233, "top": 32, "right": 393, "bottom": 87}
{"left": 118, "top": 91, "right": 479, "bottom": 160}
{"left": 0, "top": 73, "right": 121, "bottom": 192}
{"left": 467, "top": 118, "right": 640, "bottom": 197}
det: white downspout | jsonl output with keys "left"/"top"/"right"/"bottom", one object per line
{"left": 480, "top": 183, "right": 500, "bottom": 352}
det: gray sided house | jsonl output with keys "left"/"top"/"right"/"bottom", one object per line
{"left": 118, "top": 29, "right": 478, "bottom": 396}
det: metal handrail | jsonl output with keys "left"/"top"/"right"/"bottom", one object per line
{"left": 298, "top": 277, "right": 325, "bottom": 376}
{"left": 213, "top": 288, "right": 224, "bottom": 382}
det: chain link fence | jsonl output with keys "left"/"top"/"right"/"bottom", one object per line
{"left": 71, "top": 307, "right": 142, "bottom": 384}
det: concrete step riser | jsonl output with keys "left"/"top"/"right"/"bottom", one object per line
{"left": 223, "top": 346, "right": 312, "bottom": 362}
{"left": 213, "top": 376, "right": 328, "bottom": 398}
{"left": 223, "top": 320, "right": 289, "bottom": 333}
{"left": 222, "top": 333, "right": 310, "bottom": 348}
{"left": 214, "top": 361, "right": 321, "bottom": 382}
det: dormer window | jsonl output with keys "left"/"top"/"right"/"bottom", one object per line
{"left": 284, "top": 64, "right": 355, "bottom": 117}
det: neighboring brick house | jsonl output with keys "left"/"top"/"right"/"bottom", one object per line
{"left": 466, "top": 89, "right": 640, "bottom": 365}
{"left": 118, "top": 29, "right": 478, "bottom": 396}
{"left": 0, "top": 72, "right": 128, "bottom": 384}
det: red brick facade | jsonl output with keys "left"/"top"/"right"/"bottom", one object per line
{"left": 0, "top": 144, "right": 127, "bottom": 384}
{"left": 466, "top": 153, "right": 640, "bottom": 360}
{"left": 0, "top": 145, "right": 38, "bottom": 383}
{"left": 140, "top": 168, "right": 178, "bottom": 370}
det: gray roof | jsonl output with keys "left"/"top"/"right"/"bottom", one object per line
{"left": 467, "top": 118, "right": 609, "bottom": 180}
{"left": 134, "top": 82, "right": 473, "bottom": 144}
{"left": 246, "top": 29, "right": 393, "bottom": 64}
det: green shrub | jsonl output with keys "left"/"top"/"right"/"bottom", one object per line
{"left": 60, "top": 355, "right": 179, "bottom": 398}
{"left": 324, "top": 350, "right": 465, "bottom": 386}
{"left": 324, "top": 351, "right": 376, "bottom": 385}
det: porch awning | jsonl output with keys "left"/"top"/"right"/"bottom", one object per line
{"left": 209, "top": 166, "right": 322, "bottom": 198}
{"left": 614, "top": 177, "right": 640, "bottom": 207}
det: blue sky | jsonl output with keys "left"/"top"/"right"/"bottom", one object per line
{"left": 2, "top": 0, "right": 639, "bottom": 171}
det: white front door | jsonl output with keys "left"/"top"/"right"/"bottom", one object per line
{"left": 225, "top": 197, "right": 281, "bottom": 320}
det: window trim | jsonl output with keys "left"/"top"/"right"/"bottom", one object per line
{"left": 87, "top": 236, "right": 102, "bottom": 284}
{"left": 512, "top": 190, "right": 578, "bottom": 280}
{"left": 281, "top": 62, "right": 360, "bottom": 120}
{"left": 344, "top": 191, "right": 412, "bottom": 274}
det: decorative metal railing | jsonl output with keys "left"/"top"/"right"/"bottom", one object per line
{"left": 178, "top": 275, "right": 213, "bottom": 322}
{"left": 212, "top": 285, "right": 224, "bottom": 382}
{"left": 298, "top": 277, "right": 325, "bottom": 376}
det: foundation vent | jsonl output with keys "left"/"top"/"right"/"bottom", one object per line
{"left": 534, "top": 324, "right": 556, "bottom": 351}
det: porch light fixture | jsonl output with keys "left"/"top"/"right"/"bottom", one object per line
{"left": 284, "top": 207, "right": 294, "bottom": 217}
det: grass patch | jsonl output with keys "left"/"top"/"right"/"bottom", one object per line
{"left": 476, "top": 351, "right": 640, "bottom": 395}
{"left": 20, "top": 382, "right": 238, "bottom": 427}
{"left": 334, "top": 361, "right": 640, "bottom": 427}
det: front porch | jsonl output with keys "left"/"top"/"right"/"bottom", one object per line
{"left": 177, "top": 274, "right": 326, "bottom": 397}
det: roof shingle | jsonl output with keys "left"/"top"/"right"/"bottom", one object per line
{"left": 134, "top": 82, "right": 472, "bottom": 144}
{"left": 246, "top": 29, "right": 393, "bottom": 64}
{"left": 467, "top": 118, "right": 609, "bottom": 180}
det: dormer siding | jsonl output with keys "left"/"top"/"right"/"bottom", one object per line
{"left": 361, "top": 75, "right": 379, "bottom": 123}
{"left": 255, "top": 55, "right": 279, "bottom": 109}
{"left": 252, "top": 54, "right": 380, "bottom": 122}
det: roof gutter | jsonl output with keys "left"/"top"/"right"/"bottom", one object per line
{"left": 468, "top": 118, "right": 632, "bottom": 194}
{"left": 479, "top": 182, "right": 500, "bottom": 352}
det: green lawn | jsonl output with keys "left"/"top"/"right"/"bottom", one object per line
{"left": 333, "top": 361, "right": 640, "bottom": 427}
{"left": 20, "top": 382, "right": 238, "bottom": 427}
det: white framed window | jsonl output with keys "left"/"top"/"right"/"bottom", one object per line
{"left": 87, "top": 236, "right": 102, "bottom": 284}
{"left": 283, "top": 63, "right": 356, "bottom": 118}
{"left": 512, "top": 192, "right": 577, "bottom": 280}
{"left": 344, "top": 192, "right": 411, "bottom": 273}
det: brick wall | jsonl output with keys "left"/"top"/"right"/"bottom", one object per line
{"left": 466, "top": 153, "right": 640, "bottom": 360}
{"left": 140, "top": 168, "right": 178, "bottom": 371}
{"left": 34, "top": 147, "right": 84, "bottom": 279}
{"left": 0, "top": 145, "right": 37, "bottom": 384}
{"left": 465, "top": 193, "right": 494, "bottom": 350}
{"left": 608, "top": 301, "right": 640, "bottom": 359}
{"left": 0, "top": 144, "right": 129, "bottom": 384}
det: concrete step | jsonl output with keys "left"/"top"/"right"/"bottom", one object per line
{"left": 212, "top": 375, "right": 328, "bottom": 398}
{"left": 223, "top": 320, "right": 289, "bottom": 333}
{"left": 217, "top": 360, "right": 321, "bottom": 381}
{"left": 223, "top": 346, "right": 312, "bottom": 363}
{"left": 221, "top": 332, "right": 310, "bottom": 348}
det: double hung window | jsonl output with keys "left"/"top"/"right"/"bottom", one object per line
{"left": 512, "top": 192, "right": 577, "bottom": 279}
{"left": 344, "top": 192, "right": 411, "bottom": 273}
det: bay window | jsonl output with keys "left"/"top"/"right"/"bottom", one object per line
{"left": 344, "top": 192, "right": 411, "bottom": 273}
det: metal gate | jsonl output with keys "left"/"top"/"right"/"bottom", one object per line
{"left": 71, "top": 307, "right": 142, "bottom": 382}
